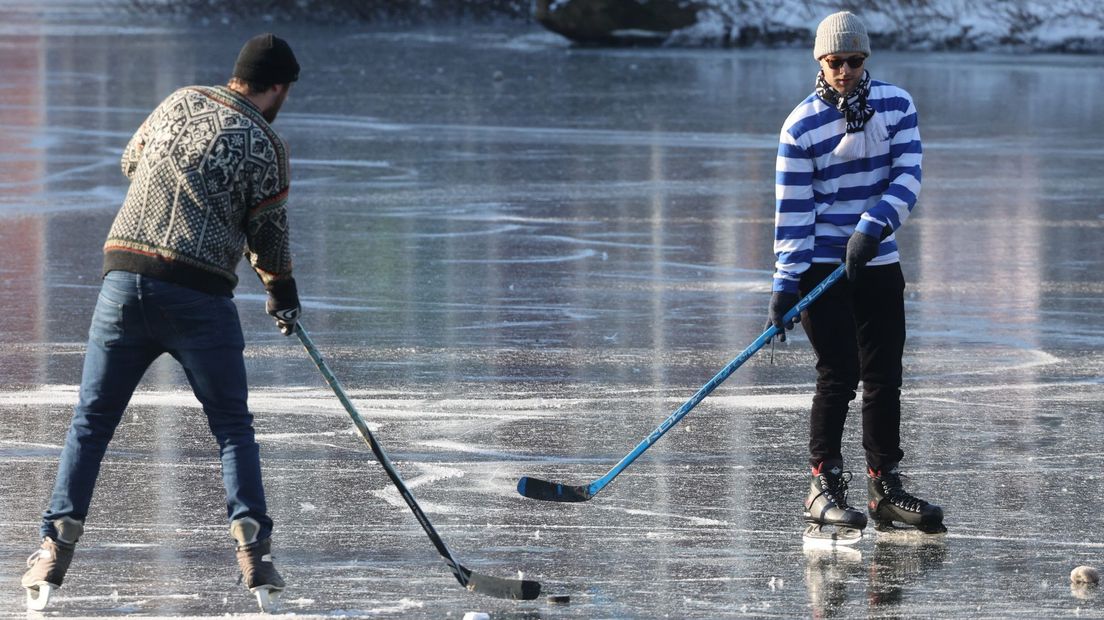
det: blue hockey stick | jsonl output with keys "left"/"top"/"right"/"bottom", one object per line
{"left": 516, "top": 263, "right": 846, "bottom": 502}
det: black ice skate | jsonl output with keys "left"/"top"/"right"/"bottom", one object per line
{"left": 22, "top": 516, "right": 83, "bottom": 611}
{"left": 230, "top": 517, "right": 286, "bottom": 612}
{"left": 867, "top": 466, "right": 946, "bottom": 535}
{"left": 803, "top": 464, "right": 867, "bottom": 546}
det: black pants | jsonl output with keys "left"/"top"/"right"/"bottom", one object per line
{"left": 799, "top": 262, "right": 906, "bottom": 472}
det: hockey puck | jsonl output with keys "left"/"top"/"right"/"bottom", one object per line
{"left": 547, "top": 594, "right": 571, "bottom": 605}
{"left": 1071, "top": 565, "right": 1100, "bottom": 585}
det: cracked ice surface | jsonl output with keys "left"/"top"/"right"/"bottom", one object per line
{"left": 0, "top": 12, "right": 1102, "bottom": 620}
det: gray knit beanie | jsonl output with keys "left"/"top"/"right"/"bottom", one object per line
{"left": 813, "top": 11, "right": 871, "bottom": 59}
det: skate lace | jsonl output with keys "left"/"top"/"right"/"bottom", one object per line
{"left": 880, "top": 473, "right": 924, "bottom": 513}
{"left": 25, "top": 548, "right": 50, "bottom": 568}
{"left": 819, "top": 471, "right": 855, "bottom": 510}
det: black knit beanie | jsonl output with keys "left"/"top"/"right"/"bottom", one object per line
{"left": 233, "top": 34, "right": 300, "bottom": 84}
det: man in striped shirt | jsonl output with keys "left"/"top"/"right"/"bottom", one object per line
{"left": 768, "top": 12, "right": 945, "bottom": 541}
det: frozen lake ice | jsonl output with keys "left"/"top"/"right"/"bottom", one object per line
{"left": 1, "top": 6, "right": 1103, "bottom": 619}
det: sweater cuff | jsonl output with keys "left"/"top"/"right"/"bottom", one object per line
{"left": 856, "top": 216, "right": 886, "bottom": 238}
{"left": 772, "top": 276, "right": 800, "bottom": 294}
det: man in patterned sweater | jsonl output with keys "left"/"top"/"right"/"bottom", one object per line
{"left": 766, "top": 12, "right": 945, "bottom": 542}
{"left": 22, "top": 34, "right": 300, "bottom": 612}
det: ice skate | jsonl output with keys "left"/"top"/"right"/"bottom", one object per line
{"left": 867, "top": 466, "right": 946, "bottom": 535}
{"left": 230, "top": 517, "right": 285, "bottom": 612}
{"left": 803, "top": 464, "right": 866, "bottom": 547}
{"left": 22, "top": 516, "right": 83, "bottom": 611}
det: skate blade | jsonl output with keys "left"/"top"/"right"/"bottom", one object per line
{"left": 873, "top": 521, "right": 948, "bottom": 541}
{"left": 802, "top": 524, "right": 863, "bottom": 548}
{"left": 251, "top": 585, "right": 283, "bottom": 613}
{"left": 25, "top": 583, "right": 53, "bottom": 611}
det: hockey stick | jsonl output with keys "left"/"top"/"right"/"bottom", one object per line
{"left": 294, "top": 323, "right": 542, "bottom": 600}
{"left": 517, "top": 263, "right": 846, "bottom": 502}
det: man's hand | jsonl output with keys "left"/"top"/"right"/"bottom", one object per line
{"left": 266, "top": 278, "right": 300, "bottom": 336}
{"left": 766, "top": 291, "right": 800, "bottom": 342}
{"left": 844, "top": 230, "right": 880, "bottom": 282}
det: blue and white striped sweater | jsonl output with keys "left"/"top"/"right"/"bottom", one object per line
{"left": 772, "top": 80, "right": 922, "bottom": 293}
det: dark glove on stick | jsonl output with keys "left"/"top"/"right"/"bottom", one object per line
{"left": 844, "top": 229, "right": 880, "bottom": 282}
{"left": 265, "top": 277, "right": 300, "bottom": 336}
{"left": 766, "top": 291, "right": 800, "bottom": 342}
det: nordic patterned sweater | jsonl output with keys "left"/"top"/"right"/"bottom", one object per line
{"left": 104, "top": 85, "right": 293, "bottom": 297}
{"left": 772, "top": 79, "right": 922, "bottom": 293}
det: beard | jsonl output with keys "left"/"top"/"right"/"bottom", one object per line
{"left": 262, "top": 89, "right": 289, "bottom": 123}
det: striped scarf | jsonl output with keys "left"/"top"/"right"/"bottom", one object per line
{"left": 815, "top": 70, "right": 886, "bottom": 159}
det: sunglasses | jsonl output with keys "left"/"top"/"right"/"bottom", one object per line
{"left": 824, "top": 56, "right": 866, "bottom": 70}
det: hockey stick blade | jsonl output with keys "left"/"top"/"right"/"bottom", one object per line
{"left": 294, "top": 323, "right": 542, "bottom": 600}
{"left": 516, "top": 476, "right": 592, "bottom": 502}
{"left": 461, "top": 564, "right": 542, "bottom": 600}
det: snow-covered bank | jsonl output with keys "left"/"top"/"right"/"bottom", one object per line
{"left": 672, "top": 0, "right": 1104, "bottom": 53}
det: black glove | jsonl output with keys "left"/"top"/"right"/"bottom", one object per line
{"left": 766, "top": 291, "right": 800, "bottom": 342}
{"left": 265, "top": 277, "right": 300, "bottom": 336}
{"left": 844, "top": 230, "right": 880, "bottom": 282}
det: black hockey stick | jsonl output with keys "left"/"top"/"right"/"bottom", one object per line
{"left": 295, "top": 322, "right": 541, "bottom": 600}
{"left": 517, "top": 263, "right": 846, "bottom": 502}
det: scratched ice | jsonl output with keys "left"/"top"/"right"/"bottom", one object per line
{"left": 1, "top": 6, "right": 1102, "bottom": 619}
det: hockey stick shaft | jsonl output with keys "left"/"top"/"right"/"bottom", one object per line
{"left": 592, "top": 264, "right": 846, "bottom": 492}
{"left": 294, "top": 323, "right": 540, "bottom": 599}
{"left": 520, "top": 263, "right": 846, "bottom": 501}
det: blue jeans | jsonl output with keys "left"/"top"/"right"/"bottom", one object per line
{"left": 41, "top": 271, "right": 272, "bottom": 541}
